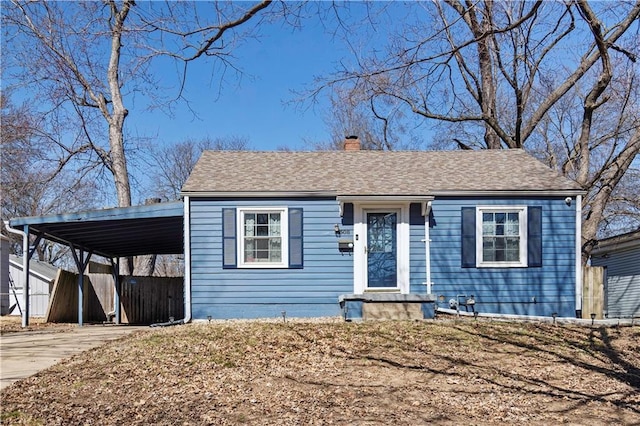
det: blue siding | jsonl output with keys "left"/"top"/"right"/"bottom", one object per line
{"left": 189, "top": 196, "right": 578, "bottom": 319}
{"left": 428, "top": 197, "right": 577, "bottom": 317}
{"left": 189, "top": 198, "right": 353, "bottom": 319}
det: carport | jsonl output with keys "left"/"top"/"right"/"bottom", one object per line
{"left": 6, "top": 202, "right": 185, "bottom": 327}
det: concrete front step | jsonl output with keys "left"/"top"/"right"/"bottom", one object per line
{"left": 362, "top": 302, "right": 424, "bottom": 320}
{"left": 339, "top": 294, "right": 436, "bottom": 321}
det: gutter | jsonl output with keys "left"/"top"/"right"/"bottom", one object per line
{"left": 181, "top": 190, "right": 587, "bottom": 198}
{"left": 182, "top": 195, "right": 192, "bottom": 324}
{"left": 180, "top": 190, "right": 337, "bottom": 198}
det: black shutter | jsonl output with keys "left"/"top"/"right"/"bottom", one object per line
{"left": 222, "top": 208, "right": 237, "bottom": 268}
{"left": 341, "top": 203, "right": 354, "bottom": 226}
{"left": 527, "top": 206, "right": 542, "bottom": 267}
{"left": 289, "top": 208, "right": 303, "bottom": 268}
{"left": 409, "top": 203, "right": 424, "bottom": 225}
{"left": 461, "top": 207, "right": 476, "bottom": 268}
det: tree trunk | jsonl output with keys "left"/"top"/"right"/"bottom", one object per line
{"left": 581, "top": 129, "right": 640, "bottom": 261}
{"left": 134, "top": 198, "right": 160, "bottom": 276}
{"left": 107, "top": 0, "right": 133, "bottom": 209}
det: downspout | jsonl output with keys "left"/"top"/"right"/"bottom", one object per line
{"left": 422, "top": 201, "right": 433, "bottom": 294}
{"left": 182, "top": 195, "right": 192, "bottom": 323}
{"left": 575, "top": 194, "right": 583, "bottom": 317}
{"left": 110, "top": 257, "right": 121, "bottom": 325}
{"left": 4, "top": 221, "right": 30, "bottom": 328}
{"left": 149, "top": 197, "right": 191, "bottom": 328}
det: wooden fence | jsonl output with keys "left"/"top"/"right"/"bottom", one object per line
{"left": 119, "top": 276, "right": 184, "bottom": 324}
{"left": 46, "top": 271, "right": 183, "bottom": 324}
{"left": 582, "top": 266, "right": 604, "bottom": 319}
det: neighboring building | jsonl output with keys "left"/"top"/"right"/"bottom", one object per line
{"left": 180, "top": 139, "right": 584, "bottom": 320}
{"left": 590, "top": 229, "right": 640, "bottom": 319}
{"left": 8, "top": 254, "right": 59, "bottom": 317}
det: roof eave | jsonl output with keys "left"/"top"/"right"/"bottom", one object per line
{"left": 9, "top": 201, "right": 184, "bottom": 227}
{"left": 591, "top": 230, "right": 640, "bottom": 255}
{"left": 181, "top": 190, "right": 338, "bottom": 198}
{"left": 182, "top": 189, "right": 586, "bottom": 198}
{"left": 430, "top": 189, "right": 586, "bottom": 197}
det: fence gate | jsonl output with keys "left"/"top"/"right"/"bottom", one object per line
{"left": 582, "top": 266, "right": 604, "bottom": 319}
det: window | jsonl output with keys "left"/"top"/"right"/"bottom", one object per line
{"left": 477, "top": 207, "right": 527, "bottom": 267}
{"left": 461, "top": 206, "right": 542, "bottom": 269}
{"left": 222, "top": 207, "right": 303, "bottom": 269}
{"left": 238, "top": 208, "right": 288, "bottom": 268}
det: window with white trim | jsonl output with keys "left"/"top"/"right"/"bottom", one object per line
{"left": 477, "top": 207, "right": 527, "bottom": 267}
{"left": 238, "top": 208, "right": 288, "bottom": 268}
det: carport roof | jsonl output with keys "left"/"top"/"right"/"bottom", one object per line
{"left": 8, "top": 202, "right": 184, "bottom": 259}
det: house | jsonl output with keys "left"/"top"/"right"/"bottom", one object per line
{"left": 590, "top": 229, "right": 640, "bottom": 319}
{"left": 180, "top": 137, "right": 585, "bottom": 320}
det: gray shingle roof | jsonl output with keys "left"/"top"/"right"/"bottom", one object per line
{"left": 181, "top": 149, "right": 582, "bottom": 196}
{"left": 9, "top": 255, "right": 59, "bottom": 281}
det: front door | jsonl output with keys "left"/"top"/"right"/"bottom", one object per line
{"left": 366, "top": 211, "right": 398, "bottom": 288}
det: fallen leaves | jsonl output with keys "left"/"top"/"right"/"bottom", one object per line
{"left": 1, "top": 319, "right": 639, "bottom": 425}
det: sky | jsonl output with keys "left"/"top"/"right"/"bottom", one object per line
{"left": 131, "top": 12, "right": 354, "bottom": 152}
{"left": 1, "top": 1, "right": 393, "bottom": 205}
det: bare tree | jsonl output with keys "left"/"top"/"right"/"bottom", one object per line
{"left": 1, "top": 93, "right": 99, "bottom": 264}
{"left": 2, "top": 1, "right": 283, "bottom": 274}
{"left": 146, "top": 136, "right": 250, "bottom": 202}
{"left": 314, "top": 0, "right": 640, "bottom": 258}
{"left": 136, "top": 135, "right": 250, "bottom": 276}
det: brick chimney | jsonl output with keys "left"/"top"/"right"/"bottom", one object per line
{"left": 343, "top": 135, "right": 360, "bottom": 151}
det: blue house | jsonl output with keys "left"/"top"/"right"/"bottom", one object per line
{"left": 181, "top": 138, "right": 585, "bottom": 320}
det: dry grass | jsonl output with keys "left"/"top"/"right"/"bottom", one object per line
{"left": 0, "top": 316, "right": 75, "bottom": 335}
{"left": 1, "top": 319, "right": 639, "bottom": 425}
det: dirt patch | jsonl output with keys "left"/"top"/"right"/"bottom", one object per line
{"left": 1, "top": 319, "right": 639, "bottom": 425}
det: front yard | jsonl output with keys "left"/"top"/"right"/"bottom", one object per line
{"left": 1, "top": 318, "right": 639, "bottom": 425}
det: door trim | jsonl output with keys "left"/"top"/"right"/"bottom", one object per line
{"left": 353, "top": 203, "right": 410, "bottom": 295}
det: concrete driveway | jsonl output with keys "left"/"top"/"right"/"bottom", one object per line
{"left": 0, "top": 325, "right": 148, "bottom": 390}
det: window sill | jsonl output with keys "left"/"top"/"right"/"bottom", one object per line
{"left": 477, "top": 262, "right": 528, "bottom": 268}
{"left": 238, "top": 263, "right": 288, "bottom": 269}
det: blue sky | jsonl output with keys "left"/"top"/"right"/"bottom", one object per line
{"left": 132, "top": 15, "right": 353, "bottom": 152}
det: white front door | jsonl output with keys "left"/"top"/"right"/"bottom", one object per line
{"left": 365, "top": 210, "right": 399, "bottom": 289}
{"left": 354, "top": 204, "right": 410, "bottom": 294}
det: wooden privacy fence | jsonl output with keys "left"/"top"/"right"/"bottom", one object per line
{"left": 582, "top": 266, "right": 604, "bottom": 319}
{"left": 46, "top": 270, "right": 111, "bottom": 323}
{"left": 46, "top": 271, "right": 183, "bottom": 324}
{"left": 119, "top": 276, "right": 184, "bottom": 324}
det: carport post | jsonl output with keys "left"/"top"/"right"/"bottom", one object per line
{"left": 71, "top": 247, "right": 92, "bottom": 327}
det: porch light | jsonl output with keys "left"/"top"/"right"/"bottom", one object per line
{"left": 334, "top": 224, "right": 341, "bottom": 236}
